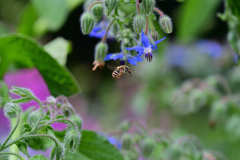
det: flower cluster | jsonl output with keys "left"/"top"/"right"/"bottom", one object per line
{"left": 80, "top": 0, "right": 173, "bottom": 75}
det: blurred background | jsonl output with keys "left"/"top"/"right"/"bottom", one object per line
{"left": 1, "top": 0, "right": 240, "bottom": 159}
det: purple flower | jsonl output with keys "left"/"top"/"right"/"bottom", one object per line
{"left": 126, "top": 30, "right": 165, "bottom": 62}
{"left": 104, "top": 52, "right": 143, "bottom": 66}
{"left": 89, "top": 21, "right": 114, "bottom": 39}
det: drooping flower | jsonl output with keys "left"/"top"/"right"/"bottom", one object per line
{"left": 104, "top": 52, "right": 143, "bottom": 66}
{"left": 126, "top": 30, "right": 165, "bottom": 62}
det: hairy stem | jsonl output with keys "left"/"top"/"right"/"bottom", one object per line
{"left": 135, "top": 0, "right": 140, "bottom": 14}
{"left": 0, "top": 152, "right": 24, "bottom": 160}
{"left": 102, "top": 18, "right": 116, "bottom": 42}
{"left": 1, "top": 114, "right": 20, "bottom": 150}
{"left": 87, "top": 1, "right": 103, "bottom": 12}
{"left": 43, "top": 101, "right": 56, "bottom": 110}
{"left": 154, "top": 7, "right": 164, "bottom": 17}
{"left": 31, "top": 98, "right": 44, "bottom": 131}
{"left": 145, "top": 16, "right": 149, "bottom": 35}
{"left": 43, "top": 105, "right": 54, "bottom": 120}
{"left": 54, "top": 105, "right": 75, "bottom": 118}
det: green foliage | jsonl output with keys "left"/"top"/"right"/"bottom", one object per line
{"left": 177, "top": 0, "right": 221, "bottom": 42}
{"left": 0, "top": 34, "right": 79, "bottom": 96}
{"left": 29, "top": 154, "right": 48, "bottom": 160}
{"left": 66, "top": 130, "right": 124, "bottom": 160}
{"left": 0, "top": 22, "right": 10, "bottom": 36}
{"left": 0, "top": 81, "right": 9, "bottom": 107}
{"left": 15, "top": 140, "right": 30, "bottom": 158}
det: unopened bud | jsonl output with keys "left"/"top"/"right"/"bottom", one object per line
{"left": 70, "top": 115, "right": 83, "bottom": 131}
{"left": 64, "top": 130, "right": 81, "bottom": 153}
{"left": 121, "top": 133, "right": 134, "bottom": 150}
{"left": 141, "top": 138, "right": 155, "bottom": 159}
{"left": 92, "top": 4, "right": 103, "bottom": 22}
{"left": 80, "top": 13, "right": 95, "bottom": 34}
{"left": 27, "top": 110, "right": 40, "bottom": 127}
{"left": 142, "top": 0, "right": 155, "bottom": 15}
{"left": 10, "top": 87, "right": 35, "bottom": 103}
{"left": 104, "top": 0, "right": 118, "bottom": 16}
{"left": 118, "top": 121, "right": 131, "bottom": 132}
{"left": 159, "top": 15, "right": 173, "bottom": 34}
{"left": 133, "top": 14, "right": 146, "bottom": 34}
{"left": 50, "top": 144, "right": 65, "bottom": 160}
{"left": 4, "top": 103, "right": 21, "bottom": 119}
{"left": 95, "top": 42, "right": 108, "bottom": 61}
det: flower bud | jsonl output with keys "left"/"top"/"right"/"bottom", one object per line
{"left": 64, "top": 130, "right": 81, "bottom": 153}
{"left": 121, "top": 133, "right": 134, "bottom": 150}
{"left": 159, "top": 15, "right": 173, "bottom": 34}
{"left": 4, "top": 103, "right": 21, "bottom": 118}
{"left": 142, "top": 0, "right": 155, "bottom": 15}
{"left": 118, "top": 121, "right": 131, "bottom": 132}
{"left": 50, "top": 144, "right": 65, "bottom": 160}
{"left": 27, "top": 110, "right": 41, "bottom": 127}
{"left": 70, "top": 115, "right": 83, "bottom": 131}
{"left": 80, "top": 13, "right": 95, "bottom": 35}
{"left": 95, "top": 42, "right": 108, "bottom": 61}
{"left": 10, "top": 87, "right": 35, "bottom": 103}
{"left": 133, "top": 14, "right": 146, "bottom": 34}
{"left": 104, "top": 0, "right": 118, "bottom": 16}
{"left": 140, "top": 138, "right": 155, "bottom": 159}
{"left": 92, "top": 4, "right": 103, "bottom": 22}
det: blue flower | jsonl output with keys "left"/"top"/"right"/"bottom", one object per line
{"left": 89, "top": 21, "right": 114, "bottom": 39}
{"left": 125, "top": 30, "right": 165, "bottom": 62}
{"left": 104, "top": 52, "right": 143, "bottom": 66}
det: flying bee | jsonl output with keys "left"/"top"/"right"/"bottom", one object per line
{"left": 108, "top": 65, "right": 133, "bottom": 79}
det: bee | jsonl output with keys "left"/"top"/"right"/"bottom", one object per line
{"left": 108, "top": 65, "right": 133, "bottom": 79}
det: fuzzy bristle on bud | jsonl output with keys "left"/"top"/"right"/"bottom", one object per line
{"left": 64, "top": 130, "right": 81, "bottom": 153}
{"left": 10, "top": 86, "right": 36, "bottom": 103}
{"left": 104, "top": 0, "right": 118, "bottom": 16}
{"left": 92, "top": 4, "right": 103, "bottom": 22}
{"left": 121, "top": 133, "right": 134, "bottom": 150}
{"left": 80, "top": 13, "right": 95, "bottom": 35}
{"left": 133, "top": 14, "right": 146, "bottom": 34}
{"left": 4, "top": 103, "right": 21, "bottom": 119}
{"left": 142, "top": 0, "right": 155, "bottom": 15}
{"left": 27, "top": 110, "right": 41, "bottom": 127}
{"left": 70, "top": 115, "right": 83, "bottom": 131}
{"left": 50, "top": 144, "right": 65, "bottom": 160}
{"left": 140, "top": 138, "right": 155, "bottom": 159}
{"left": 95, "top": 42, "right": 108, "bottom": 61}
{"left": 159, "top": 15, "right": 173, "bottom": 34}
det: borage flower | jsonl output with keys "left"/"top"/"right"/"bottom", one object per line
{"left": 126, "top": 30, "right": 165, "bottom": 62}
{"left": 104, "top": 52, "right": 143, "bottom": 66}
{"left": 89, "top": 21, "right": 114, "bottom": 39}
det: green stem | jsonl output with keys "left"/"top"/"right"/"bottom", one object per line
{"left": 43, "top": 105, "right": 53, "bottom": 120}
{"left": 31, "top": 98, "right": 44, "bottom": 131}
{"left": 0, "top": 152, "right": 24, "bottom": 160}
{"left": 135, "top": 0, "right": 140, "bottom": 14}
{"left": 154, "top": 7, "right": 164, "bottom": 17}
{"left": 102, "top": 18, "right": 116, "bottom": 42}
{"left": 87, "top": 1, "right": 103, "bottom": 12}
{"left": 1, "top": 114, "right": 20, "bottom": 149}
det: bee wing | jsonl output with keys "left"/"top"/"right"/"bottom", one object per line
{"left": 107, "top": 65, "right": 117, "bottom": 71}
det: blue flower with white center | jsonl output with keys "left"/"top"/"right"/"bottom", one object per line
{"left": 125, "top": 30, "right": 165, "bottom": 62}
{"left": 104, "top": 52, "right": 143, "bottom": 66}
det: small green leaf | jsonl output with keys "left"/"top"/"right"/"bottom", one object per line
{"left": 46, "top": 125, "right": 54, "bottom": 131}
{"left": 21, "top": 123, "right": 32, "bottom": 135}
{"left": 65, "top": 130, "right": 124, "bottom": 160}
{"left": 0, "top": 80, "right": 9, "bottom": 107}
{"left": 56, "top": 115, "right": 65, "bottom": 119}
{"left": 15, "top": 140, "right": 30, "bottom": 158}
{"left": 29, "top": 154, "right": 48, "bottom": 160}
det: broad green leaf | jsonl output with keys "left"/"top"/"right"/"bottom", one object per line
{"left": 31, "top": 0, "right": 68, "bottom": 31}
{"left": 29, "top": 154, "right": 48, "bottom": 160}
{"left": 65, "top": 130, "right": 124, "bottom": 160}
{"left": 0, "top": 22, "right": 10, "bottom": 36}
{"left": 44, "top": 37, "right": 72, "bottom": 66}
{"left": 0, "top": 80, "right": 9, "bottom": 107}
{"left": 177, "top": 0, "right": 221, "bottom": 42}
{"left": 0, "top": 34, "right": 80, "bottom": 96}
{"left": 15, "top": 140, "right": 30, "bottom": 158}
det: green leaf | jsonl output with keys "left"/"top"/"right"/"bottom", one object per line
{"left": 177, "top": 0, "right": 221, "bottom": 42}
{"left": 31, "top": 0, "right": 68, "bottom": 31}
{"left": 29, "top": 154, "right": 48, "bottom": 160}
{"left": 65, "top": 130, "right": 124, "bottom": 160}
{"left": 56, "top": 115, "right": 65, "bottom": 119}
{"left": 0, "top": 34, "right": 80, "bottom": 96}
{"left": 15, "top": 140, "right": 30, "bottom": 158}
{"left": 44, "top": 37, "right": 72, "bottom": 66}
{"left": 0, "top": 80, "right": 9, "bottom": 107}
{"left": 21, "top": 123, "right": 32, "bottom": 135}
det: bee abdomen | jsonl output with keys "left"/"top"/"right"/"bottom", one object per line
{"left": 112, "top": 69, "right": 120, "bottom": 79}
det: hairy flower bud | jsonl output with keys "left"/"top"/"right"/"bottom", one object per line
{"left": 70, "top": 115, "right": 83, "bottom": 131}
{"left": 133, "top": 14, "right": 146, "bottom": 34}
{"left": 141, "top": 138, "right": 155, "bottom": 159}
{"left": 80, "top": 13, "right": 95, "bottom": 34}
{"left": 142, "top": 0, "right": 155, "bottom": 15}
{"left": 64, "top": 130, "right": 81, "bottom": 153}
{"left": 50, "top": 144, "right": 65, "bottom": 160}
{"left": 95, "top": 42, "right": 108, "bottom": 61}
{"left": 4, "top": 103, "right": 21, "bottom": 118}
{"left": 121, "top": 133, "right": 134, "bottom": 150}
{"left": 10, "top": 87, "right": 36, "bottom": 103}
{"left": 92, "top": 4, "right": 103, "bottom": 22}
{"left": 27, "top": 110, "right": 40, "bottom": 127}
{"left": 104, "top": 0, "right": 118, "bottom": 16}
{"left": 159, "top": 15, "right": 173, "bottom": 34}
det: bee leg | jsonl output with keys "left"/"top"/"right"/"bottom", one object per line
{"left": 129, "top": 71, "right": 132, "bottom": 77}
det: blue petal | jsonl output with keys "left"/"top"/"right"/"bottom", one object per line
{"left": 154, "top": 37, "right": 166, "bottom": 45}
{"left": 104, "top": 54, "right": 116, "bottom": 61}
{"left": 141, "top": 30, "right": 150, "bottom": 48}
{"left": 112, "top": 54, "right": 124, "bottom": 60}
{"left": 127, "top": 57, "right": 137, "bottom": 66}
{"left": 137, "top": 50, "right": 144, "bottom": 57}
{"left": 125, "top": 46, "right": 144, "bottom": 51}
{"left": 134, "top": 56, "right": 143, "bottom": 62}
